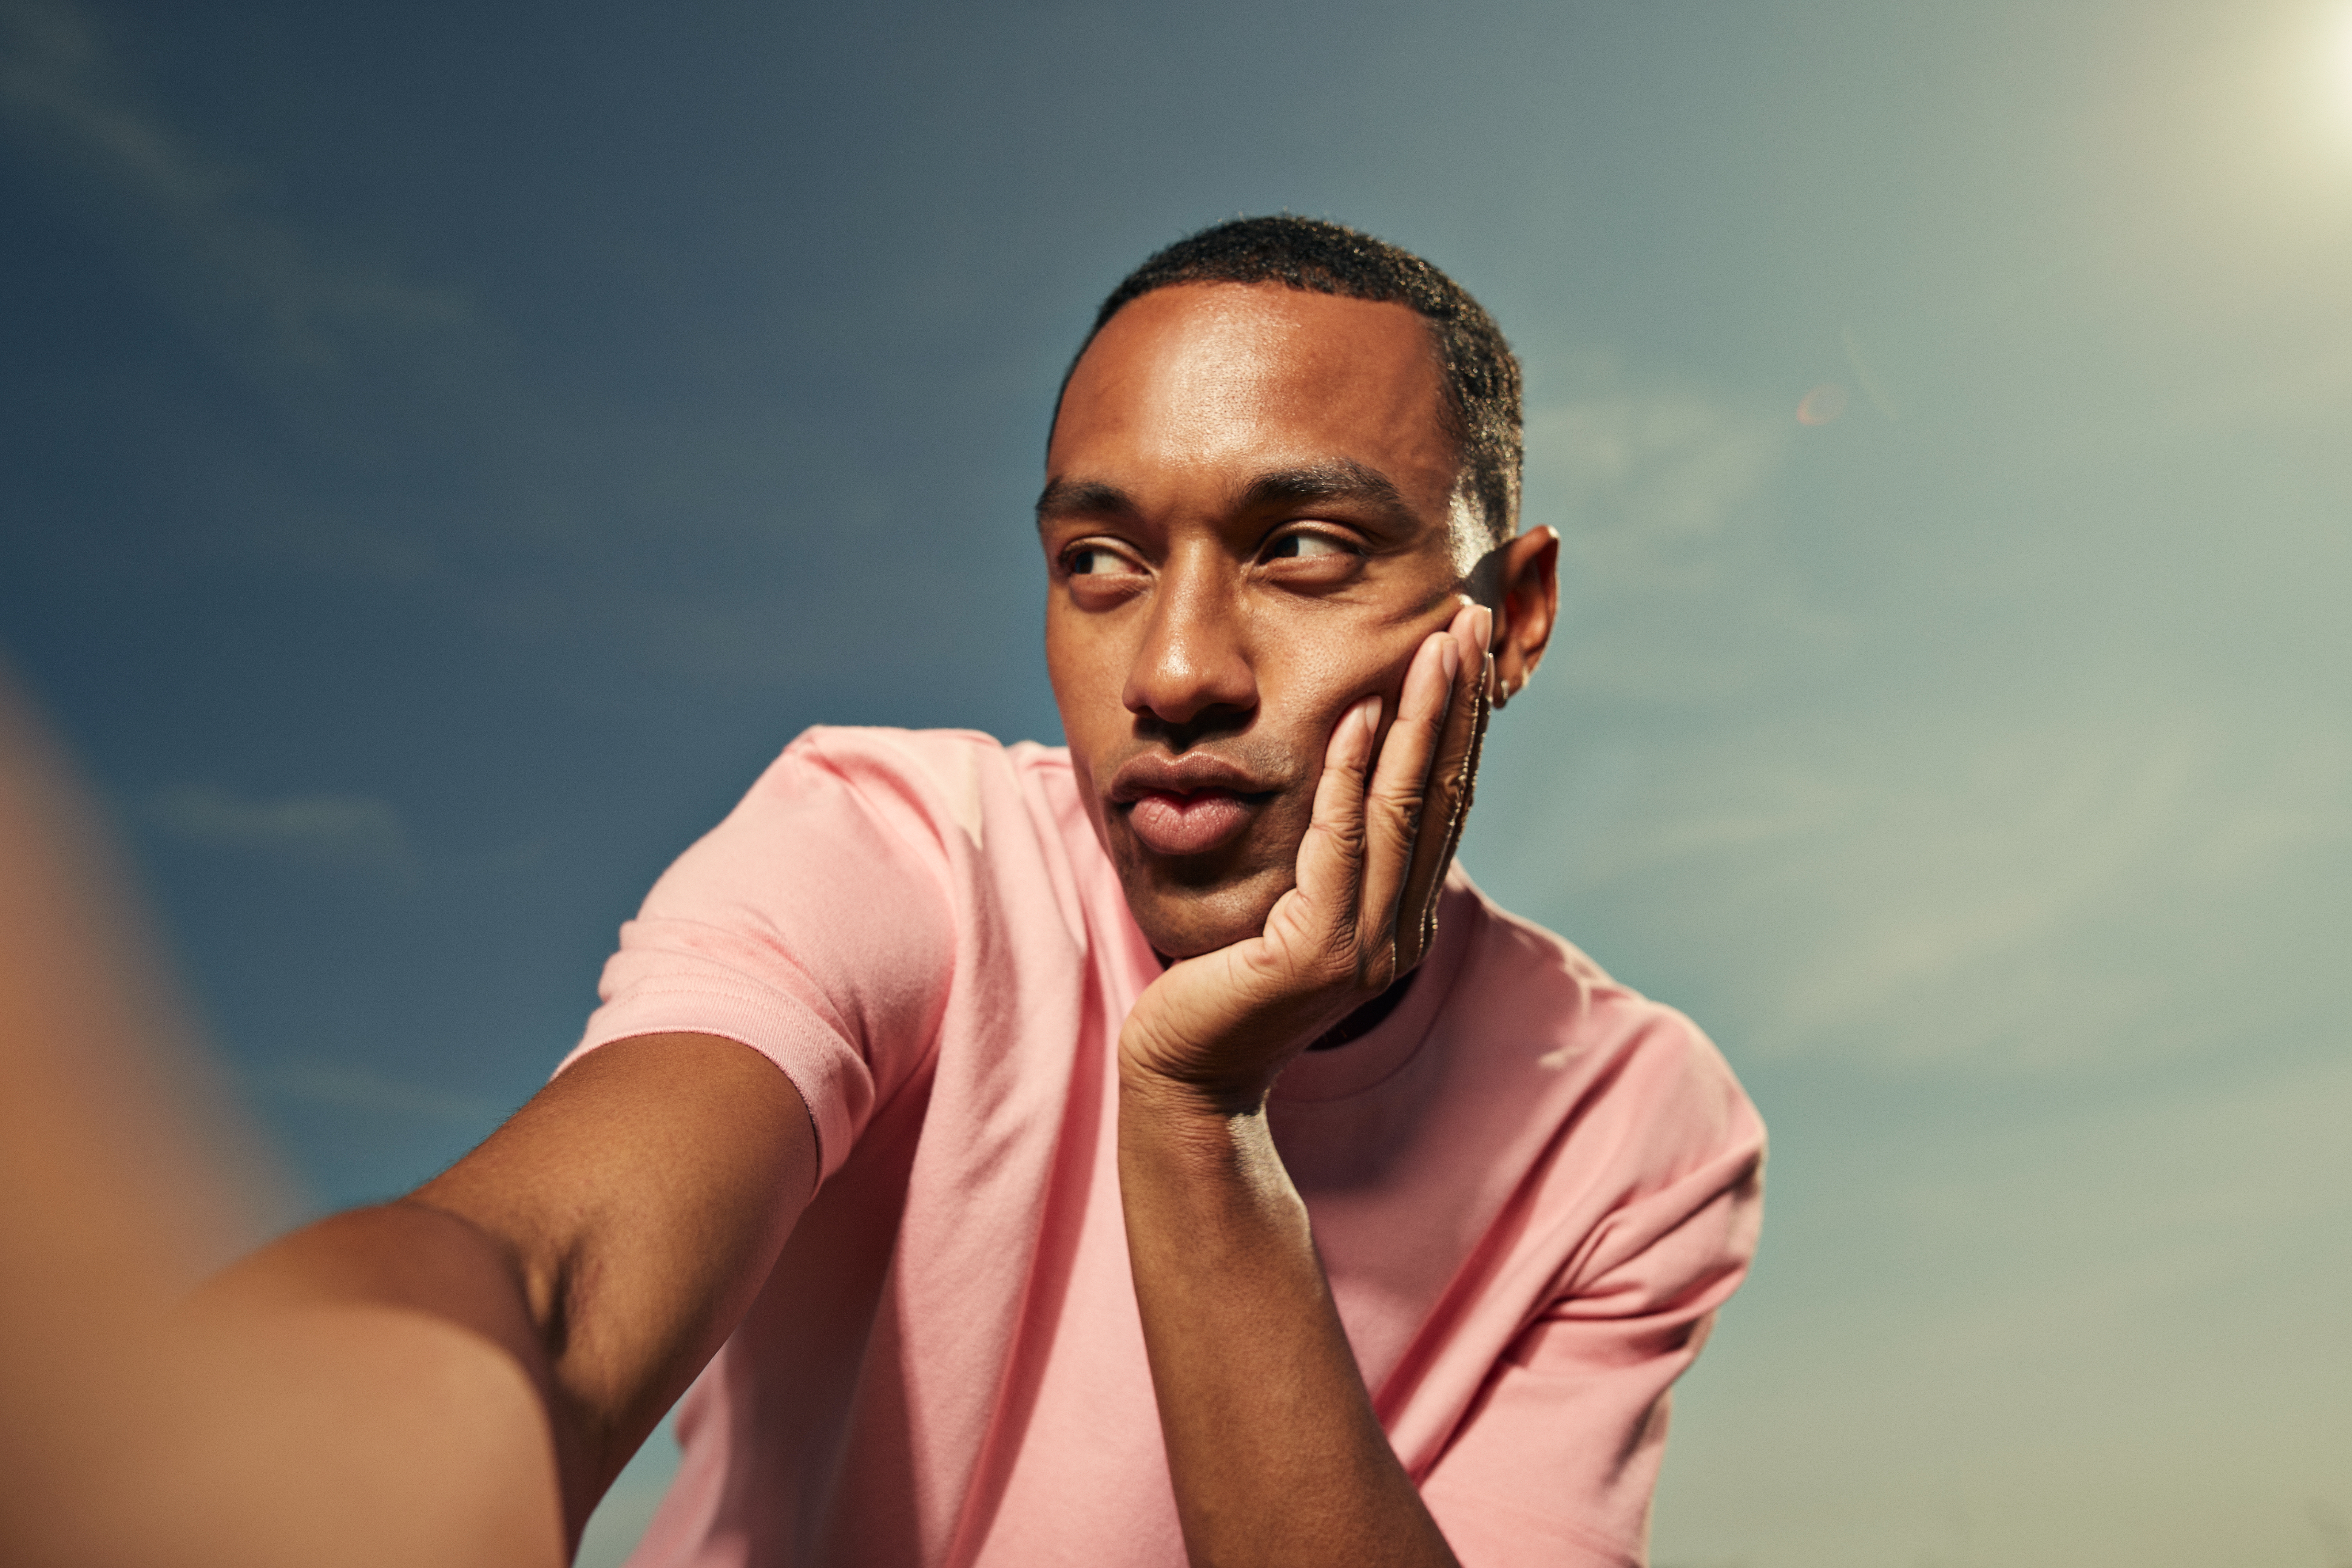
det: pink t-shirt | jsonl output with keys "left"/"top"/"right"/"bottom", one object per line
{"left": 567, "top": 727, "right": 1764, "bottom": 1568}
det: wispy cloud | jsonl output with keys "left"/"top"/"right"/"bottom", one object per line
{"left": 1740, "top": 717, "right": 2215, "bottom": 1066}
{"left": 1524, "top": 387, "right": 1788, "bottom": 583}
{"left": 1479, "top": 700, "right": 2352, "bottom": 1075}
{"left": 251, "top": 1058, "right": 496, "bottom": 1126}
{"left": 1838, "top": 325, "right": 1901, "bottom": 421}
{"left": 1518, "top": 378, "right": 1848, "bottom": 703}
{"left": 0, "top": 2, "right": 884, "bottom": 675}
{"left": 233, "top": 513, "right": 438, "bottom": 587}
{"left": 1786, "top": 714, "right": 2348, "bottom": 1070}
{"left": 1, "top": 1, "right": 1019, "bottom": 688}
{"left": 0, "top": 0, "right": 468, "bottom": 368}
{"left": 143, "top": 785, "right": 413, "bottom": 874}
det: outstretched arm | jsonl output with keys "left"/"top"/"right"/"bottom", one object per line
{"left": 186, "top": 1032, "right": 815, "bottom": 1566}
{"left": 1120, "top": 603, "right": 1490, "bottom": 1568}
{"left": 0, "top": 667, "right": 816, "bottom": 1567}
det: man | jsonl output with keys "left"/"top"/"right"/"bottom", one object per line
{"left": 203, "top": 217, "right": 1763, "bottom": 1568}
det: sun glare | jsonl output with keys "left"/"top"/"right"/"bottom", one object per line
{"left": 2331, "top": 4, "right": 2352, "bottom": 135}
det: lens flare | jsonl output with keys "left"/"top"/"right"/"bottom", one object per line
{"left": 1797, "top": 383, "right": 1848, "bottom": 425}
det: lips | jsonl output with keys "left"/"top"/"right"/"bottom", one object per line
{"left": 1128, "top": 789, "right": 1254, "bottom": 856}
{"left": 1108, "top": 751, "right": 1279, "bottom": 859}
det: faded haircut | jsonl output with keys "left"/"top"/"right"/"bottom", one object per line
{"left": 1064, "top": 215, "right": 1523, "bottom": 540}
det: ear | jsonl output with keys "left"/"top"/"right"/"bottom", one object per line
{"left": 1486, "top": 527, "right": 1558, "bottom": 709}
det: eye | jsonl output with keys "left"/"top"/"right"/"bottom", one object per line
{"left": 1263, "top": 532, "right": 1358, "bottom": 563}
{"left": 1065, "top": 544, "right": 1129, "bottom": 575}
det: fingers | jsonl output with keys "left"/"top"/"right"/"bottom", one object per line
{"left": 1295, "top": 601, "right": 1492, "bottom": 995}
{"left": 1356, "top": 613, "right": 1468, "bottom": 956}
{"left": 1393, "top": 604, "right": 1492, "bottom": 968}
{"left": 1291, "top": 693, "right": 1383, "bottom": 928}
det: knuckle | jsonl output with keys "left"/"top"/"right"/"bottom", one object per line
{"left": 1320, "top": 757, "right": 1360, "bottom": 789}
{"left": 1309, "top": 942, "right": 1362, "bottom": 991}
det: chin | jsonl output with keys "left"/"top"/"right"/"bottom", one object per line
{"left": 1121, "top": 866, "right": 1292, "bottom": 961}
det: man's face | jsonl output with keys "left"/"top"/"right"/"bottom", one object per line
{"left": 1041, "top": 282, "right": 1489, "bottom": 959}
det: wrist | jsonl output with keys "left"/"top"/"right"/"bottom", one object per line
{"left": 1115, "top": 1030, "right": 1279, "bottom": 1122}
{"left": 1116, "top": 1059, "right": 1303, "bottom": 1239}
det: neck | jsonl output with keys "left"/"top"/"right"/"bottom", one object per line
{"left": 1305, "top": 965, "right": 1418, "bottom": 1052}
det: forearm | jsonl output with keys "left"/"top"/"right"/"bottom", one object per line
{"left": 174, "top": 1201, "right": 576, "bottom": 1566}
{"left": 167, "top": 1035, "right": 808, "bottom": 1564}
{"left": 1120, "top": 1071, "right": 1459, "bottom": 1568}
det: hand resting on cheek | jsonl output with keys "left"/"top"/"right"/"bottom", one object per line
{"left": 1117, "top": 601, "right": 1493, "bottom": 1113}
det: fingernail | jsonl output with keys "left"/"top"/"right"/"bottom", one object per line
{"left": 1438, "top": 636, "right": 1461, "bottom": 684}
{"left": 1360, "top": 695, "right": 1383, "bottom": 736}
{"left": 1474, "top": 605, "right": 1495, "bottom": 648}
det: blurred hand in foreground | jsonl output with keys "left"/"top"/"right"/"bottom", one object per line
{"left": 0, "top": 666, "right": 564, "bottom": 1568}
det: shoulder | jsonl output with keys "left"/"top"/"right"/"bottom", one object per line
{"left": 770, "top": 725, "right": 1013, "bottom": 807}
{"left": 1447, "top": 877, "right": 1763, "bottom": 1184}
{"left": 774, "top": 727, "right": 1073, "bottom": 828}
{"left": 741, "top": 731, "right": 1102, "bottom": 941}
{"left": 1439, "top": 882, "right": 1765, "bottom": 1312}
{"left": 711, "top": 727, "right": 1071, "bottom": 862}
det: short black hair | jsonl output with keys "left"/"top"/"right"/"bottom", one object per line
{"left": 1064, "top": 215, "right": 1522, "bottom": 540}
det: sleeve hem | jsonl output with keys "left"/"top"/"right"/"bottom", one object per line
{"left": 556, "top": 988, "right": 870, "bottom": 1182}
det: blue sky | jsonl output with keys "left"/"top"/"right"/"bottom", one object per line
{"left": 4, "top": 2, "right": 2349, "bottom": 1564}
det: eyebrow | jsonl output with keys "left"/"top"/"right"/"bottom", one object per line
{"left": 1035, "top": 460, "right": 1420, "bottom": 533}
{"left": 1235, "top": 461, "right": 1416, "bottom": 531}
{"left": 1035, "top": 477, "right": 1137, "bottom": 526}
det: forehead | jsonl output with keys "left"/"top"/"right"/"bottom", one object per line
{"left": 1048, "top": 283, "right": 1456, "bottom": 504}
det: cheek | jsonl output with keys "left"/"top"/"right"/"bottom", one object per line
{"left": 1043, "top": 601, "right": 1100, "bottom": 694}
{"left": 1263, "top": 617, "right": 1431, "bottom": 743}
{"left": 1044, "top": 607, "right": 1129, "bottom": 755}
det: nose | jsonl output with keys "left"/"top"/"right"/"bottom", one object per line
{"left": 1121, "top": 542, "right": 1257, "bottom": 731}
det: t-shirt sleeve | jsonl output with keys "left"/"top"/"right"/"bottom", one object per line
{"left": 558, "top": 732, "right": 957, "bottom": 1180}
{"left": 1419, "top": 1032, "right": 1765, "bottom": 1568}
